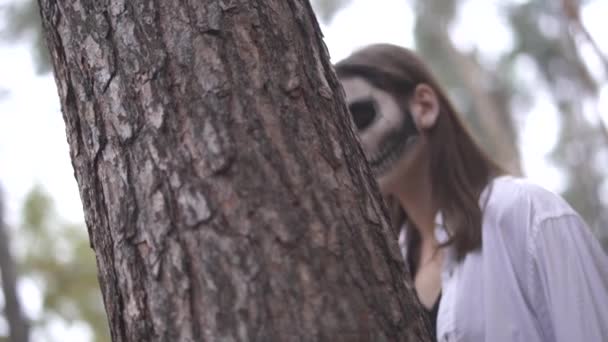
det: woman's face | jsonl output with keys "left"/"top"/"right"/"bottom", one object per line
{"left": 340, "top": 76, "right": 423, "bottom": 193}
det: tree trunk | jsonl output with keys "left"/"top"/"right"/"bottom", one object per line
{"left": 0, "top": 189, "right": 30, "bottom": 342}
{"left": 37, "top": 1, "right": 431, "bottom": 341}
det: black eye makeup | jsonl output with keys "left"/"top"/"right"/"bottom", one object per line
{"left": 349, "top": 98, "right": 378, "bottom": 131}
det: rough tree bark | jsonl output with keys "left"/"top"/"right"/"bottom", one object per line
{"left": 38, "top": 0, "right": 431, "bottom": 341}
{"left": 0, "top": 189, "right": 30, "bottom": 342}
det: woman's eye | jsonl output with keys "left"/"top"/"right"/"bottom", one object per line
{"left": 349, "top": 99, "right": 377, "bottom": 131}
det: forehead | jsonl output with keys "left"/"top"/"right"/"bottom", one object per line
{"left": 340, "top": 76, "right": 403, "bottom": 111}
{"left": 340, "top": 76, "right": 378, "bottom": 103}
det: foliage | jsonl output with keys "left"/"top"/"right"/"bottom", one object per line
{"left": 7, "top": 186, "right": 110, "bottom": 342}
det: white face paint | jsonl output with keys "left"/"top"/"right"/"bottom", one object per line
{"left": 341, "top": 76, "right": 419, "bottom": 177}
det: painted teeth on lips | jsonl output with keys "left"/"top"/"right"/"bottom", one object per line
{"left": 370, "top": 138, "right": 401, "bottom": 167}
{"left": 370, "top": 139, "right": 404, "bottom": 172}
{"left": 370, "top": 135, "right": 416, "bottom": 174}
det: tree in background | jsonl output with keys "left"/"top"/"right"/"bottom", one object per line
{"left": 1, "top": 187, "right": 110, "bottom": 342}
{"left": 0, "top": 186, "right": 29, "bottom": 342}
{"left": 312, "top": 0, "right": 608, "bottom": 250}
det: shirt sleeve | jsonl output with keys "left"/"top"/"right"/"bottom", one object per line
{"left": 531, "top": 213, "right": 608, "bottom": 342}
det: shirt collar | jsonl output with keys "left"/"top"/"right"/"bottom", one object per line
{"left": 398, "top": 211, "right": 448, "bottom": 256}
{"left": 434, "top": 212, "right": 449, "bottom": 244}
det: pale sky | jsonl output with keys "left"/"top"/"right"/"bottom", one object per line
{"left": 0, "top": 0, "right": 607, "bottom": 340}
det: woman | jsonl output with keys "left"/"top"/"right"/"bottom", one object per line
{"left": 335, "top": 44, "right": 608, "bottom": 342}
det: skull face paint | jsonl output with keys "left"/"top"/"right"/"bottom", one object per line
{"left": 341, "top": 76, "right": 419, "bottom": 176}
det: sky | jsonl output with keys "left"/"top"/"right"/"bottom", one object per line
{"left": 0, "top": 0, "right": 606, "bottom": 340}
{"left": 0, "top": 41, "right": 80, "bottom": 225}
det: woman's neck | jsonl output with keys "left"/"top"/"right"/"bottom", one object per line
{"left": 394, "top": 157, "right": 438, "bottom": 242}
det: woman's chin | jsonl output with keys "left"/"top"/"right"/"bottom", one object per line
{"left": 375, "top": 166, "right": 402, "bottom": 195}
{"left": 373, "top": 152, "right": 416, "bottom": 195}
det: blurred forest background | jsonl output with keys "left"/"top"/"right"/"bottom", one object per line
{"left": 0, "top": 0, "right": 606, "bottom": 341}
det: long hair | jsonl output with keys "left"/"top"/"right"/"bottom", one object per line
{"left": 335, "top": 44, "right": 505, "bottom": 260}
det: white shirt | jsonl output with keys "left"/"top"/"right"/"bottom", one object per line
{"left": 398, "top": 176, "right": 608, "bottom": 342}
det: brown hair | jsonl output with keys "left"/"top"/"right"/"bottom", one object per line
{"left": 335, "top": 44, "right": 505, "bottom": 260}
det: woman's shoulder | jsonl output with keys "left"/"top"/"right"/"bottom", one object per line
{"left": 484, "top": 175, "right": 577, "bottom": 226}
{"left": 481, "top": 176, "right": 586, "bottom": 269}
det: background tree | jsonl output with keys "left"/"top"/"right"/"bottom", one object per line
{"left": 312, "top": 0, "right": 608, "bottom": 250}
{"left": 37, "top": 0, "right": 432, "bottom": 341}
{"left": 1, "top": 186, "right": 110, "bottom": 342}
{"left": 16, "top": 187, "right": 110, "bottom": 342}
{"left": 0, "top": 187, "right": 29, "bottom": 342}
